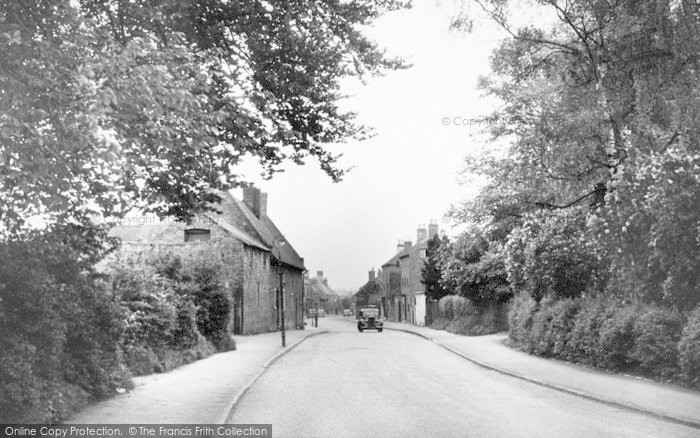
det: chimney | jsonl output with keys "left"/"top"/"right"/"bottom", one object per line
{"left": 317, "top": 270, "right": 323, "bottom": 279}
{"left": 417, "top": 224, "right": 427, "bottom": 241}
{"left": 403, "top": 240, "right": 413, "bottom": 251}
{"left": 259, "top": 192, "right": 267, "bottom": 218}
{"left": 323, "top": 278, "right": 328, "bottom": 286}
{"left": 242, "top": 186, "right": 267, "bottom": 219}
{"left": 369, "top": 268, "right": 376, "bottom": 282}
{"left": 428, "top": 220, "right": 439, "bottom": 239}
{"left": 396, "top": 240, "right": 404, "bottom": 254}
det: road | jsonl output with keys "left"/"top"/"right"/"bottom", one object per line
{"left": 227, "top": 317, "right": 697, "bottom": 438}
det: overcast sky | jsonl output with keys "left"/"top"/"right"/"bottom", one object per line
{"left": 237, "top": 0, "right": 521, "bottom": 292}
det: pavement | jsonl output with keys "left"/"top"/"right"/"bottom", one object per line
{"left": 381, "top": 320, "right": 700, "bottom": 429}
{"left": 228, "top": 317, "right": 698, "bottom": 437}
{"left": 65, "top": 326, "right": 326, "bottom": 424}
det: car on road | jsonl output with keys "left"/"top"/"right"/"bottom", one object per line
{"left": 357, "top": 307, "right": 383, "bottom": 332}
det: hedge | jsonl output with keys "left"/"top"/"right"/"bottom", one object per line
{"left": 435, "top": 295, "right": 509, "bottom": 336}
{"left": 508, "top": 292, "right": 698, "bottom": 387}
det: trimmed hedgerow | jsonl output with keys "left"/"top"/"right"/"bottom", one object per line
{"left": 679, "top": 306, "right": 700, "bottom": 386}
{"left": 434, "top": 295, "right": 509, "bottom": 336}
{"left": 508, "top": 292, "right": 698, "bottom": 387}
{"left": 629, "top": 306, "right": 683, "bottom": 378}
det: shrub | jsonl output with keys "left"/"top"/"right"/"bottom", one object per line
{"left": 0, "top": 227, "right": 129, "bottom": 423}
{"left": 630, "top": 306, "right": 683, "bottom": 378}
{"left": 530, "top": 295, "right": 559, "bottom": 356}
{"left": 566, "top": 296, "right": 611, "bottom": 365}
{"left": 507, "top": 292, "right": 538, "bottom": 351}
{"left": 438, "top": 295, "right": 456, "bottom": 320}
{"left": 547, "top": 298, "right": 580, "bottom": 358}
{"left": 679, "top": 306, "right": 700, "bottom": 386}
{"left": 598, "top": 301, "right": 639, "bottom": 370}
{"left": 430, "top": 317, "right": 450, "bottom": 330}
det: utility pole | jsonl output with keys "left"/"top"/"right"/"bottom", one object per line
{"left": 279, "top": 271, "right": 285, "bottom": 347}
{"left": 272, "top": 236, "right": 287, "bottom": 347}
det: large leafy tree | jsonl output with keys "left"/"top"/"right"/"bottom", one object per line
{"left": 0, "top": 0, "right": 408, "bottom": 237}
{"left": 450, "top": 0, "right": 700, "bottom": 308}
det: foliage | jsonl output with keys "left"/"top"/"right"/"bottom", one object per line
{"left": 508, "top": 293, "right": 698, "bottom": 386}
{"left": 504, "top": 209, "right": 607, "bottom": 301}
{"left": 679, "top": 306, "right": 700, "bottom": 386}
{"left": 0, "top": 0, "right": 410, "bottom": 236}
{"left": 447, "top": 0, "right": 700, "bottom": 312}
{"left": 421, "top": 234, "right": 450, "bottom": 301}
{"left": 629, "top": 306, "right": 683, "bottom": 378}
{"left": 0, "top": 227, "right": 128, "bottom": 423}
{"left": 436, "top": 295, "right": 508, "bottom": 335}
{"left": 439, "top": 225, "right": 512, "bottom": 304}
{"left": 507, "top": 292, "right": 538, "bottom": 350}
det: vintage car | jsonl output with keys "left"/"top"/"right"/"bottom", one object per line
{"left": 357, "top": 307, "right": 383, "bottom": 332}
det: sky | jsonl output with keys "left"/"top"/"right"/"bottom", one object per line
{"left": 236, "top": 0, "right": 523, "bottom": 293}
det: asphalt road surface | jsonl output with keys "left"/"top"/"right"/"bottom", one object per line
{"left": 226, "top": 317, "right": 697, "bottom": 438}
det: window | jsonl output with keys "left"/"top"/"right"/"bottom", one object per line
{"left": 420, "top": 249, "right": 427, "bottom": 258}
{"left": 184, "top": 228, "right": 210, "bottom": 242}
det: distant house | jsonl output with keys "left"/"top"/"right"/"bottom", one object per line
{"left": 304, "top": 270, "right": 340, "bottom": 315}
{"left": 354, "top": 270, "right": 383, "bottom": 312}
{"left": 372, "top": 221, "right": 439, "bottom": 325}
{"left": 109, "top": 187, "right": 305, "bottom": 335}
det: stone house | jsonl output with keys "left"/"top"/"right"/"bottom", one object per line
{"left": 374, "top": 221, "right": 439, "bottom": 325}
{"left": 109, "top": 187, "right": 305, "bottom": 335}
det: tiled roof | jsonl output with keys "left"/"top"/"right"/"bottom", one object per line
{"left": 226, "top": 192, "right": 305, "bottom": 270}
{"left": 204, "top": 214, "right": 269, "bottom": 251}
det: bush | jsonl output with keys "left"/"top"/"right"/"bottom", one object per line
{"left": 546, "top": 298, "right": 580, "bottom": 358}
{"left": 630, "top": 306, "right": 683, "bottom": 378}
{"left": 507, "top": 292, "right": 538, "bottom": 351}
{"left": 438, "top": 295, "right": 456, "bottom": 320}
{"left": 679, "top": 306, "right": 700, "bottom": 386}
{"left": 529, "top": 295, "right": 559, "bottom": 356}
{"left": 0, "top": 227, "right": 129, "bottom": 423}
{"left": 598, "top": 302, "right": 639, "bottom": 370}
{"left": 565, "top": 296, "right": 611, "bottom": 365}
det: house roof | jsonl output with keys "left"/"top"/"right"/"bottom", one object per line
{"left": 304, "top": 277, "right": 338, "bottom": 299}
{"left": 109, "top": 212, "right": 269, "bottom": 252}
{"left": 204, "top": 214, "right": 269, "bottom": 251}
{"left": 108, "top": 222, "right": 170, "bottom": 243}
{"left": 226, "top": 192, "right": 305, "bottom": 270}
{"left": 381, "top": 248, "right": 408, "bottom": 268}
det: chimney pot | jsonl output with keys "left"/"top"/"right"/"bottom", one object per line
{"left": 404, "top": 240, "right": 413, "bottom": 251}
{"left": 317, "top": 270, "right": 323, "bottom": 279}
{"left": 369, "top": 268, "right": 376, "bottom": 282}
{"left": 417, "top": 224, "right": 428, "bottom": 242}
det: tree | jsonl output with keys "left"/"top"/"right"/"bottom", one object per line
{"left": 450, "top": 0, "right": 700, "bottom": 309}
{"left": 421, "top": 233, "right": 450, "bottom": 301}
{"left": 0, "top": 0, "right": 409, "bottom": 237}
{"left": 439, "top": 225, "right": 512, "bottom": 305}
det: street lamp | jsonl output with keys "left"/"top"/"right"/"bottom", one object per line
{"left": 272, "top": 236, "right": 286, "bottom": 347}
